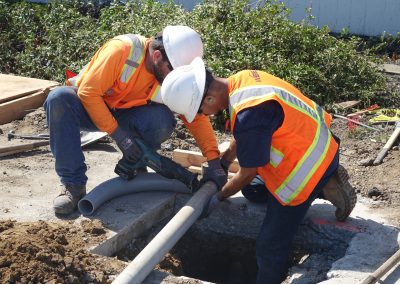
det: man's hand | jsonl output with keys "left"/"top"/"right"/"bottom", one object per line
{"left": 200, "top": 193, "right": 221, "bottom": 218}
{"left": 111, "top": 127, "right": 142, "bottom": 161}
{"left": 203, "top": 158, "right": 228, "bottom": 189}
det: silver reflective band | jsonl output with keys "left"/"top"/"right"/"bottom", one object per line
{"left": 276, "top": 103, "right": 330, "bottom": 203}
{"left": 229, "top": 85, "right": 318, "bottom": 121}
{"left": 270, "top": 147, "right": 283, "bottom": 168}
{"left": 229, "top": 85, "right": 331, "bottom": 204}
{"left": 117, "top": 34, "right": 145, "bottom": 83}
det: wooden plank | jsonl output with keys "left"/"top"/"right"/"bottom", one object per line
{"left": 188, "top": 166, "right": 235, "bottom": 179}
{"left": 0, "top": 90, "right": 47, "bottom": 125}
{"left": 0, "top": 141, "right": 49, "bottom": 157}
{"left": 173, "top": 149, "right": 205, "bottom": 168}
{"left": 333, "top": 100, "right": 360, "bottom": 110}
{"left": 0, "top": 74, "right": 59, "bottom": 104}
{"left": 172, "top": 145, "right": 240, "bottom": 173}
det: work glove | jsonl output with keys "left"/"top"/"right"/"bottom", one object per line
{"left": 200, "top": 193, "right": 221, "bottom": 219}
{"left": 111, "top": 127, "right": 143, "bottom": 162}
{"left": 220, "top": 158, "right": 232, "bottom": 174}
{"left": 202, "top": 158, "right": 228, "bottom": 190}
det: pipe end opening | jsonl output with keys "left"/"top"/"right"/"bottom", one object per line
{"left": 78, "top": 199, "right": 94, "bottom": 216}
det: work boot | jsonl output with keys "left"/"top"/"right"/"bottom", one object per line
{"left": 53, "top": 184, "right": 86, "bottom": 215}
{"left": 322, "top": 165, "right": 357, "bottom": 221}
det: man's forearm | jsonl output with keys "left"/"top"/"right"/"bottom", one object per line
{"left": 218, "top": 167, "right": 258, "bottom": 200}
{"left": 221, "top": 138, "right": 237, "bottom": 163}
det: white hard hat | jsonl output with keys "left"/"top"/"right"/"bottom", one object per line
{"left": 161, "top": 57, "right": 205, "bottom": 123}
{"left": 163, "top": 25, "right": 204, "bottom": 69}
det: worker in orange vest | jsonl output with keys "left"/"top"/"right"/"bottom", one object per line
{"left": 44, "top": 26, "right": 227, "bottom": 215}
{"left": 161, "top": 57, "right": 357, "bottom": 283}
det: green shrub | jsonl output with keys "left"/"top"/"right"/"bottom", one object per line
{"left": 190, "top": 0, "right": 386, "bottom": 107}
{"left": 0, "top": 0, "right": 392, "bottom": 109}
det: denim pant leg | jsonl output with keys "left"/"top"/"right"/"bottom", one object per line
{"left": 254, "top": 155, "right": 338, "bottom": 284}
{"left": 43, "top": 86, "right": 98, "bottom": 185}
{"left": 255, "top": 188, "right": 321, "bottom": 284}
{"left": 113, "top": 103, "right": 176, "bottom": 150}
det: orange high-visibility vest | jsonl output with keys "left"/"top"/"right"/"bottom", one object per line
{"left": 67, "top": 34, "right": 163, "bottom": 108}
{"left": 229, "top": 70, "right": 338, "bottom": 206}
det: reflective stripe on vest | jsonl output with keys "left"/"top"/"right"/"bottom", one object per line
{"left": 67, "top": 34, "right": 145, "bottom": 87}
{"left": 67, "top": 34, "right": 163, "bottom": 104}
{"left": 230, "top": 85, "right": 318, "bottom": 123}
{"left": 149, "top": 85, "right": 163, "bottom": 104}
{"left": 229, "top": 85, "right": 332, "bottom": 204}
{"left": 270, "top": 146, "right": 283, "bottom": 168}
{"left": 114, "top": 34, "right": 145, "bottom": 83}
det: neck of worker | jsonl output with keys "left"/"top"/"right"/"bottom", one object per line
{"left": 208, "top": 77, "right": 229, "bottom": 110}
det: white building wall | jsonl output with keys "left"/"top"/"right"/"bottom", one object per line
{"left": 282, "top": 0, "right": 400, "bottom": 36}
{"left": 27, "top": 0, "right": 400, "bottom": 36}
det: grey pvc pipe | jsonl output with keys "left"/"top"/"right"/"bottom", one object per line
{"left": 360, "top": 248, "right": 400, "bottom": 284}
{"left": 112, "top": 181, "right": 218, "bottom": 284}
{"left": 78, "top": 173, "right": 191, "bottom": 215}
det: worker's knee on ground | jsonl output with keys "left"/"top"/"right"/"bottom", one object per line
{"left": 241, "top": 183, "right": 268, "bottom": 203}
{"left": 45, "top": 86, "right": 78, "bottom": 121}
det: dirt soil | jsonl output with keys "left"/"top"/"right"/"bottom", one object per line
{"left": 0, "top": 219, "right": 125, "bottom": 283}
{"left": 0, "top": 73, "right": 399, "bottom": 283}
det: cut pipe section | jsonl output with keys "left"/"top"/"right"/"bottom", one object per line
{"left": 112, "top": 181, "right": 218, "bottom": 284}
{"left": 78, "top": 173, "right": 191, "bottom": 215}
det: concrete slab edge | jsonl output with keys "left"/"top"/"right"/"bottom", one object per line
{"left": 90, "top": 196, "right": 175, "bottom": 257}
{"left": 321, "top": 203, "right": 400, "bottom": 283}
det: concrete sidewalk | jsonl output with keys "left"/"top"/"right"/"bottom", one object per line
{"left": 1, "top": 171, "right": 399, "bottom": 283}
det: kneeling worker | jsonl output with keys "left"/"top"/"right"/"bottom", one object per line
{"left": 160, "top": 57, "right": 356, "bottom": 284}
{"left": 44, "top": 27, "right": 227, "bottom": 215}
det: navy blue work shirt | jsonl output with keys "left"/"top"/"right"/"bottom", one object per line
{"left": 233, "top": 101, "right": 284, "bottom": 168}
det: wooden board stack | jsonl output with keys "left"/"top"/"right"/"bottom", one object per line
{"left": 0, "top": 74, "right": 59, "bottom": 125}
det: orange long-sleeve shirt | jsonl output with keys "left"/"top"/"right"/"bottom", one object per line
{"left": 74, "top": 36, "right": 219, "bottom": 160}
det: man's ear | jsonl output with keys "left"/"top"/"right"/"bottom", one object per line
{"left": 152, "top": 50, "right": 162, "bottom": 62}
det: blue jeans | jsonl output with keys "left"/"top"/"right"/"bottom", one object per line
{"left": 242, "top": 151, "right": 339, "bottom": 284}
{"left": 43, "top": 86, "right": 176, "bottom": 186}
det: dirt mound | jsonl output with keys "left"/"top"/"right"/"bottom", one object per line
{"left": 0, "top": 220, "right": 125, "bottom": 283}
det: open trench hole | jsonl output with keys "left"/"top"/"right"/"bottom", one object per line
{"left": 116, "top": 225, "right": 312, "bottom": 284}
{"left": 113, "top": 198, "right": 354, "bottom": 283}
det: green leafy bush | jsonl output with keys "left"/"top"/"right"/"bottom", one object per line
{"left": 189, "top": 0, "right": 386, "bottom": 107}
{"left": 0, "top": 0, "right": 392, "bottom": 108}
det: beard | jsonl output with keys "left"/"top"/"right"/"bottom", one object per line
{"left": 153, "top": 64, "right": 165, "bottom": 84}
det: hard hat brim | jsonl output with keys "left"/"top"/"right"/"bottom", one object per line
{"left": 185, "top": 57, "right": 205, "bottom": 123}
{"left": 160, "top": 57, "right": 206, "bottom": 123}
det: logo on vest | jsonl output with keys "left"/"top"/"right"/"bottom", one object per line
{"left": 250, "top": 70, "right": 261, "bottom": 82}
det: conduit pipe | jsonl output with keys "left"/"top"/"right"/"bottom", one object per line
{"left": 112, "top": 181, "right": 218, "bottom": 284}
{"left": 78, "top": 173, "right": 191, "bottom": 215}
{"left": 361, "top": 248, "right": 400, "bottom": 284}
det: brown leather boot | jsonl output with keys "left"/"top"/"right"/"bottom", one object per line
{"left": 322, "top": 165, "right": 357, "bottom": 221}
{"left": 53, "top": 184, "right": 86, "bottom": 215}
